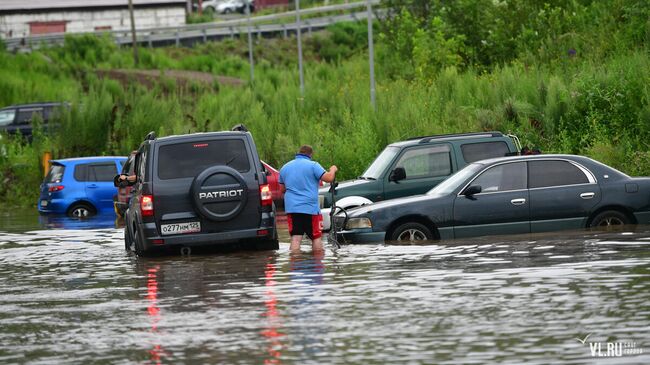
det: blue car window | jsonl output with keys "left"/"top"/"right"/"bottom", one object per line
{"left": 44, "top": 164, "right": 65, "bottom": 183}
{"left": 471, "top": 162, "right": 527, "bottom": 193}
{"left": 89, "top": 163, "right": 118, "bottom": 182}
{"left": 74, "top": 164, "right": 89, "bottom": 181}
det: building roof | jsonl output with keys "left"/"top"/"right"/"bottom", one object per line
{"left": 0, "top": 0, "right": 186, "bottom": 11}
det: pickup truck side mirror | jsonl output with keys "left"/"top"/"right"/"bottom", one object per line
{"left": 463, "top": 185, "right": 482, "bottom": 197}
{"left": 389, "top": 167, "right": 406, "bottom": 182}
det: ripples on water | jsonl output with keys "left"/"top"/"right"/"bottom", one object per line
{"left": 0, "top": 212, "right": 649, "bottom": 364}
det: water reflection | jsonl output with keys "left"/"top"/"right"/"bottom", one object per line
{"left": 261, "top": 257, "right": 284, "bottom": 365}
{"left": 38, "top": 211, "right": 120, "bottom": 230}
{"left": 0, "top": 217, "right": 649, "bottom": 364}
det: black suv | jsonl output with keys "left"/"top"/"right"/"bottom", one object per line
{"left": 0, "top": 102, "right": 69, "bottom": 138}
{"left": 124, "top": 130, "right": 278, "bottom": 256}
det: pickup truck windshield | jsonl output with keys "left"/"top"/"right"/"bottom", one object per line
{"left": 360, "top": 146, "right": 399, "bottom": 180}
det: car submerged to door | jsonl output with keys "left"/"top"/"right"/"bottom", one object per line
{"left": 38, "top": 156, "right": 127, "bottom": 217}
{"left": 336, "top": 154, "right": 650, "bottom": 243}
{"left": 124, "top": 129, "right": 278, "bottom": 256}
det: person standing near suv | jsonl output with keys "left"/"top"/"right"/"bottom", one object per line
{"left": 280, "top": 145, "right": 337, "bottom": 252}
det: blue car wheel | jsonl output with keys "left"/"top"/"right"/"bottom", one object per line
{"left": 68, "top": 203, "right": 96, "bottom": 218}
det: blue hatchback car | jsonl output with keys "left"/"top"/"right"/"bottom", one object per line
{"left": 38, "top": 156, "right": 127, "bottom": 217}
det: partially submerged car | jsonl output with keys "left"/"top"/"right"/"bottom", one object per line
{"left": 336, "top": 154, "right": 650, "bottom": 243}
{"left": 124, "top": 129, "right": 278, "bottom": 256}
{"left": 319, "top": 131, "right": 522, "bottom": 230}
{"left": 39, "top": 156, "right": 127, "bottom": 218}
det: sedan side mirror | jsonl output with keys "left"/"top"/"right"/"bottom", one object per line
{"left": 464, "top": 185, "right": 482, "bottom": 196}
{"left": 389, "top": 167, "right": 406, "bottom": 182}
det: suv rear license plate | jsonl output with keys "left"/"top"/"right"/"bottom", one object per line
{"left": 161, "top": 221, "right": 201, "bottom": 235}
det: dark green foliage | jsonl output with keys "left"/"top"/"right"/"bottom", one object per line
{"left": 0, "top": 7, "right": 649, "bottom": 206}
{"left": 379, "top": 0, "right": 650, "bottom": 77}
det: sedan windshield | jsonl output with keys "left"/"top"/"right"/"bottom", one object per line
{"left": 427, "top": 163, "right": 483, "bottom": 195}
{"left": 361, "top": 146, "right": 399, "bottom": 179}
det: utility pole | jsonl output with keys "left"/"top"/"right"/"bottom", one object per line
{"left": 295, "top": 0, "right": 304, "bottom": 97}
{"left": 246, "top": 0, "right": 254, "bottom": 83}
{"left": 128, "top": 0, "right": 139, "bottom": 66}
{"left": 366, "top": 0, "right": 376, "bottom": 110}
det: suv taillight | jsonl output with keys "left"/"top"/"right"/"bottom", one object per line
{"left": 141, "top": 195, "right": 154, "bottom": 216}
{"left": 260, "top": 184, "right": 272, "bottom": 206}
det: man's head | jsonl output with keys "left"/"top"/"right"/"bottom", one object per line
{"left": 298, "top": 145, "right": 313, "bottom": 157}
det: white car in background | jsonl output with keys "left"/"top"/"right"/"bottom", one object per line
{"left": 201, "top": 0, "right": 254, "bottom": 14}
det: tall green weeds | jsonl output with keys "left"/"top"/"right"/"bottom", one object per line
{"left": 0, "top": 9, "right": 649, "bottom": 207}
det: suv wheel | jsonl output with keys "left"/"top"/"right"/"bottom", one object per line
{"left": 390, "top": 222, "right": 433, "bottom": 242}
{"left": 68, "top": 203, "right": 96, "bottom": 218}
{"left": 124, "top": 223, "right": 134, "bottom": 251}
{"left": 133, "top": 230, "right": 147, "bottom": 256}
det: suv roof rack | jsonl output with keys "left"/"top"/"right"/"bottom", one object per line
{"left": 409, "top": 131, "right": 504, "bottom": 144}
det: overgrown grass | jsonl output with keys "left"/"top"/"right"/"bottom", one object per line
{"left": 0, "top": 16, "right": 648, "bottom": 207}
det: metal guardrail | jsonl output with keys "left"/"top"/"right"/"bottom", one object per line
{"left": 2, "top": 0, "right": 381, "bottom": 51}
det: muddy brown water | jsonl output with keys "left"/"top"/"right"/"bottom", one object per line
{"left": 1, "top": 209, "right": 649, "bottom": 364}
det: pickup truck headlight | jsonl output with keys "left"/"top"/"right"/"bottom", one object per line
{"left": 345, "top": 217, "right": 372, "bottom": 229}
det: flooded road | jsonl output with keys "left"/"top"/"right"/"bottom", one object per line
{"left": 1, "top": 209, "right": 649, "bottom": 364}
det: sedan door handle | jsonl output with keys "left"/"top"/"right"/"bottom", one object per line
{"left": 511, "top": 198, "right": 526, "bottom": 205}
{"left": 87, "top": 184, "right": 98, "bottom": 189}
{"left": 580, "top": 192, "right": 595, "bottom": 199}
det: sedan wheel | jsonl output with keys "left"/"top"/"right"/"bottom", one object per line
{"left": 589, "top": 210, "right": 630, "bottom": 230}
{"left": 391, "top": 222, "right": 433, "bottom": 242}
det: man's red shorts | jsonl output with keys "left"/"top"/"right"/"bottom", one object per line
{"left": 287, "top": 213, "right": 323, "bottom": 239}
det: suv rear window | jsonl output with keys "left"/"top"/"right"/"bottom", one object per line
{"left": 461, "top": 142, "right": 510, "bottom": 163}
{"left": 44, "top": 164, "right": 65, "bottom": 183}
{"left": 157, "top": 139, "right": 250, "bottom": 180}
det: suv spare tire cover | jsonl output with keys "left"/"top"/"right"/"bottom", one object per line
{"left": 191, "top": 166, "right": 249, "bottom": 221}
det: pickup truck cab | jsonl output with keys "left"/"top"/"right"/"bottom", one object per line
{"left": 320, "top": 131, "right": 521, "bottom": 230}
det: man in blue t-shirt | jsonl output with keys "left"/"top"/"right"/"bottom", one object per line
{"left": 279, "top": 145, "right": 337, "bottom": 252}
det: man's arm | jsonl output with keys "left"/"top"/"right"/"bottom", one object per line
{"left": 280, "top": 183, "right": 286, "bottom": 194}
{"left": 321, "top": 165, "right": 338, "bottom": 183}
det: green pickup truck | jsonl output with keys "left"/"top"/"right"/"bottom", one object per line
{"left": 319, "top": 131, "right": 522, "bottom": 230}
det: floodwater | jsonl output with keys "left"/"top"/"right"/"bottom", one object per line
{"left": 1, "top": 209, "right": 649, "bottom": 364}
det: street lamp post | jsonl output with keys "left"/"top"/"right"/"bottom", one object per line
{"left": 246, "top": 0, "right": 254, "bottom": 83}
{"left": 295, "top": 0, "right": 305, "bottom": 97}
{"left": 366, "top": 0, "right": 376, "bottom": 110}
{"left": 128, "top": 0, "right": 139, "bottom": 66}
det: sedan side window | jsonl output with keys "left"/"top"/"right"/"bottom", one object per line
{"left": 471, "top": 162, "right": 527, "bottom": 193}
{"left": 529, "top": 160, "right": 590, "bottom": 188}
{"left": 395, "top": 145, "right": 451, "bottom": 180}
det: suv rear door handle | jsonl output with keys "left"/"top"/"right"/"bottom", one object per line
{"left": 580, "top": 192, "right": 595, "bottom": 199}
{"left": 511, "top": 198, "right": 526, "bottom": 205}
